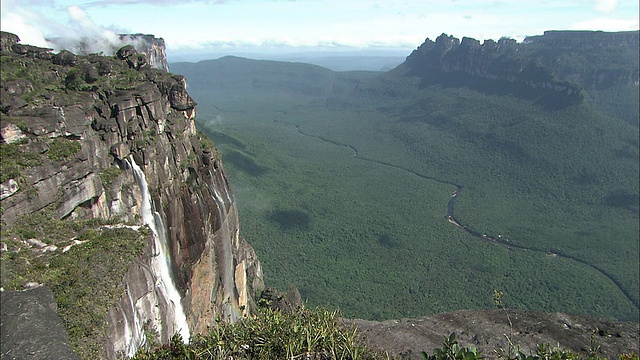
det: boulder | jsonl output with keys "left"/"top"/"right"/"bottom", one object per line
{"left": 0, "top": 287, "right": 79, "bottom": 360}
{"left": 53, "top": 50, "right": 78, "bottom": 66}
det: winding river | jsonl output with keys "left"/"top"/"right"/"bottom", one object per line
{"left": 273, "top": 119, "right": 639, "bottom": 310}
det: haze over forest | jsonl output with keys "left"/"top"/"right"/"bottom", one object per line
{"left": 171, "top": 29, "right": 639, "bottom": 322}
{"left": 1, "top": 1, "right": 639, "bottom": 358}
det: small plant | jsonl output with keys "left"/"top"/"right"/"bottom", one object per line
{"left": 0, "top": 208, "right": 146, "bottom": 359}
{"left": 197, "top": 130, "right": 216, "bottom": 151}
{"left": 421, "top": 332, "right": 483, "bottom": 360}
{"left": 493, "top": 290, "right": 518, "bottom": 359}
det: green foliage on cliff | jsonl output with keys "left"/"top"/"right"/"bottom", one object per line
{"left": 132, "top": 306, "right": 380, "bottom": 360}
{"left": 99, "top": 167, "right": 123, "bottom": 188}
{"left": 0, "top": 209, "right": 147, "bottom": 359}
{"left": 47, "top": 137, "right": 82, "bottom": 161}
{"left": 0, "top": 140, "right": 42, "bottom": 182}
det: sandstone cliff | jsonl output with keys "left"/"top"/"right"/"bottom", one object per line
{"left": 0, "top": 31, "right": 262, "bottom": 358}
{"left": 45, "top": 33, "right": 170, "bottom": 72}
{"left": 399, "top": 31, "right": 639, "bottom": 110}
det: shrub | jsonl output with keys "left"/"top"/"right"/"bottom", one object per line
{"left": 47, "top": 137, "right": 81, "bottom": 161}
{"left": 133, "top": 306, "right": 379, "bottom": 359}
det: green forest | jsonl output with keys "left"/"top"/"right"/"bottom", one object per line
{"left": 170, "top": 52, "right": 639, "bottom": 322}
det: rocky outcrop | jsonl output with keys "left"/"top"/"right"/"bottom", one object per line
{"left": 353, "top": 309, "right": 639, "bottom": 359}
{"left": 399, "top": 31, "right": 639, "bottom": 107}
{"left": 1, "top": 287, "right": 80, "bottom": 360}
{"left": 522, "top": 31, "right": 639, "bottom": 89}
{"left": 0, "top": 31, "right": 262, "bottom": 358}
{"left": 119, "top": 34, "right": 169, "bottom": 72}
{"left": 44, "top": 33, "right": 169, "bottom": 72}
{"left": 401, "top": 33, "right": 584, "bottom": 106}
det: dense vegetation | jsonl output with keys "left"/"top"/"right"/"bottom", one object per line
{"left": 171, "top": 48, "right": 639, "bottom": 323}
{"left": 0, "top": 208, "right": 147, "bottom": 358}
{"left": 132, "top": 305, "right": 376, "bottom": 359}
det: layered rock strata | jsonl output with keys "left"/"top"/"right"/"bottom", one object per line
{"left": 401, "top": 31, "right": 639, "bottom": 106}
{"left": 0, "top": 31, "right": 262, "bottom": 357}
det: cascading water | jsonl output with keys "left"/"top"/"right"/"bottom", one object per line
{"left": 123, "top": 289, "right": 146, "bottom": 358}
{"left": 207, "top": 169, "right": 240, "bottom": 322}
{"left": 128, "top": 157, "right": 190, "bottom": 344}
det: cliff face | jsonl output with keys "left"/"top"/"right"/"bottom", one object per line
{"left": 523, "top": 30, "right": 639, "bottom": 88}
{"left": 118, "top": 34, "right": 170, "bottom": 72}
{"left": 400, "top": 31, "right": 639, "bottom": 108}
{"left": 45, "top": 33, "right": 170, "bottom": 72}
{"left": 0, "top": 31, "right": 262, "bottom": 358}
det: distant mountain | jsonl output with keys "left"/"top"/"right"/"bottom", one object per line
{"left": 395, "top": 31, "right": 639, "bottom": 123}
{"left": 171, "top": 56, "right": 381, "bottom": 105}
{"left": 169, "top": 48, "right": 410, "bottom": 72}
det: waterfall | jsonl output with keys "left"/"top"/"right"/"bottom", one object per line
{"left": 128, "top": 157, "right": 190, "bottom": 344}
{"left": 208, "top": 170, "right": 240, "bottom": 322}
{"left": 123, "top": 288, "right": 146, "bottom": 358}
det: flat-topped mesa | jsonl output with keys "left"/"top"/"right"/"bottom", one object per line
{"left": 1, "top": 31, "right": 262, "bottom": 358}
{"left": 401, "top": 30, "right": 640, "bottom": 107}
{"left": 524, "top": 30, "right": 640, "bottom": 48}
{"left": 403, "top": 33, "right": 585, "bottom": 105}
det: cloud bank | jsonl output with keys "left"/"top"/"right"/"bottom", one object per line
{"left": 1, "top": 0, "right": 638, "bottom": 58}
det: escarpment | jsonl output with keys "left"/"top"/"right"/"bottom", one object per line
{"left": 0, "top": 31, "right": 263, "bottom": 358}
{"left": 399, "top": 31, "right": 639, "bottom": 109}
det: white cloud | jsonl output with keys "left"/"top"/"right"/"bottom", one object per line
{"left": 0, "top": 3, "right": 49, "bottom": 47}
{"left": 570, "top": 17, "right": 639, "bottom": 31}
{"left": 593, "top": 0, "right": 619, "bottom": 13}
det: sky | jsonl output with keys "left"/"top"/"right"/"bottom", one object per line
{"left": 1, "top": 0, "right": 639, "bottom": 60}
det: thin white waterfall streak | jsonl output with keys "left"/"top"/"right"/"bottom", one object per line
{"left": 208, "top": 170, "right": 239, "bottom": 322}
{"left": 129, "top": 157, "right": 190, "bottom": 343}
{"left": 124, "top": 288, "right": 146, "bottom": 358}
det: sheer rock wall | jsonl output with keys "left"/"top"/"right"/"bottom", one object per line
{"left": 0, "top": 31, "right": 263, "bottom": 358}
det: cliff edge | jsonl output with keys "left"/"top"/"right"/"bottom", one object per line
{"left": 0, "top": 31, "right": 262, "bottom": 359}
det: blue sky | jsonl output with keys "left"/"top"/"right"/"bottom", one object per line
{"left": 1, "top": 0, "right": 638, "bottom": 58}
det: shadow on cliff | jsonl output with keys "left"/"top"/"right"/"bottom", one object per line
{"left": 410, "top": 70, "right": 582, "bottom": 110}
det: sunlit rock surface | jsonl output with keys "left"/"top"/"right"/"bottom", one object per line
{"left": 0, "top": 31, "right": 262, "bottom": 358}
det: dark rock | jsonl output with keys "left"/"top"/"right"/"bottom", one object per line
{"left": 93, "top": 57, "right": 115, "bottom": 76}
{"left": 0, "top": 287, "right": 79, "bottom": 360}
{"left": 257, "top": 287, "right": 303, "bottom": 312}
{"left": 1, "top": 31, "right": 20, "bottom": 52}
{"left": 116, "top": 45, "right": 137, "bottom": 61}
{"left": 52, "top": 50, "right": 77, "bottom": 66}
{"left": 0, "top": 88, "right": 28, "bottom": 114}
{"left": 165, "top": 76, "right": 196, "bottom": 111}
{"left": 80, "top": 63, "right": 99, "bottom": 83}
{"left": 351, "top": 309, "right": 639, "bottom": 359}
{"left": 3, "top": 79, "right": 33, "bottom": 95}
{"left": 10, "top": 44, "right": 53, "bottom": 60}
{"left": 116, "top": 45, "right": 150, "bottom": 70}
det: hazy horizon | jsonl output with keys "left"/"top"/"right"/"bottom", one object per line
{"left": 2, "top": 0, "right": 638, "bottom": 62}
